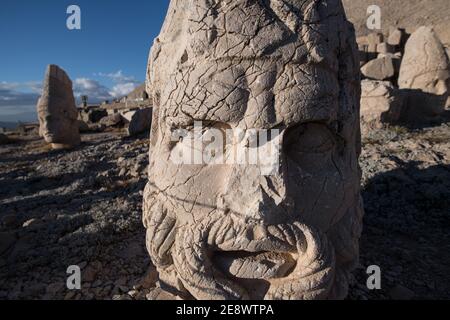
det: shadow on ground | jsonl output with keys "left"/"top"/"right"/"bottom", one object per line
{"left": 351, "top": 162, "right": 450, "bottom": 299}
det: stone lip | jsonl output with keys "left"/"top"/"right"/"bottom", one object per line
{"left": 171, "top": 218, "right": 337, "bottom": 300}
{"left": 214, "top": 251, "right": 296, "bottom": 280}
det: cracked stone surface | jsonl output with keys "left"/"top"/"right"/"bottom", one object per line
{"left": 398, "top": 27, "right": 450, "bottom": 119}
{"left": 360, "top": 80, "right": 403, "bottom": 134}
{"left": 143, "top": 0, "right": 363, "bottom": 300}
{"left": 36, "top": 65, "right": 81, "bottom": 149}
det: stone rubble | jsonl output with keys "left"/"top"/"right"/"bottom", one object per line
{"left": 360, "top": 80, "right": 404, "bottom": 133}
{"left": 358, "top": 25, "right": 450, "bottom": 132}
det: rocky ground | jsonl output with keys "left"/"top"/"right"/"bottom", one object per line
{"left": 0, "top": 130, "right": 154, "bottom": 300}
{"left": 1, "top": 115, "right": 449, "bottom": 300}
{"left": 350, "top": 113, "right": 450, "bottom": 300}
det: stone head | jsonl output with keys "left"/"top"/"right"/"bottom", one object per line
{"left": 144, "top": 0, "right": 363, "bottom": 300}
{"left": 37, "top": 65, "right": 80, "bottom": 149}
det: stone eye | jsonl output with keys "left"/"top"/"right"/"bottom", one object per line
{"left": 284, "top": 123, "right": 335, "bottom": 156}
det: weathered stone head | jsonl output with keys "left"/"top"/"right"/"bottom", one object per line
{"left": 144, "top": 0, "right": 363, "bottom": 300}
{"left": 37, "top": 65, "right": 80, "bottom": 149}
{"left": 399, "top": 26, "right": 450, "bottom": 119}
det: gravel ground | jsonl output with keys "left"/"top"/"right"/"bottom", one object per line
{"left": 0, "top": 131, "right": 153, "bottom": 300}
{"left": 0, "top": 117, "right": 449, "bottom": 300}
{"left": 349, "top": 116, "right": 450, "bottom": 300}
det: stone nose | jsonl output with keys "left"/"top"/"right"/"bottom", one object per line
{"left": 219, "top": 162, "right": 288, "bottom": 223}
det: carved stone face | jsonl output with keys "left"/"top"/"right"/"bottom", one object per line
{"left": 37, "top": 65, "right": 80, "bottom": 149}
{"left": 144, "top": 0, "right": 363, "bottom": 300}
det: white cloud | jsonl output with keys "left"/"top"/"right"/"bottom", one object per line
{"left": 73, "top": 78, "right": 113, "bottom": 102}
{"left": 0, "top": 81, "right": 20, "bottom": 91}
{"left": 0, "top": 82, "right": 40, "bottom": 122}
{"left": 94, "top": 70, "right": 141, "bottom": 98}
{"left": 0, "top": 70, "right": 143, "bottom": 121}
{"left": 109, "top": 82, "right": 140, "bottom": 98}
{"left": 26, "top": 81, "right": 43, "bottom": 94}
{"left": 73, "top": 77, "right": 140, "bottom": 102}
{"left": 0, "top": 81, "right": 42, "bottom": 93}
{"left": 95, "top": 70, "right": 137, "bottom": 83}
{"left": 0, "top": 84, "right": 39, "bottom": 107}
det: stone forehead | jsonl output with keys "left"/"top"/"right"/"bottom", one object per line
{"left": 160, "top": 0, "right": 345, "bottom": 57}
{"left": 161, "top": 62, "right": 341, "bottom": 129}
{"left": 170, "top": 0, "right": 344, "bottom": 20}
{"left": 151, "top": 0, "right": 357, "bottom": 129}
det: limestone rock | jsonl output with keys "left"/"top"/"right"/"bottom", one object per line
{"left": 360, "top": 80, "right": 404, "bottom": 133}
{"left": 36, "top": 65, "right": 80, "bottom": 149}
{"left": 143, "top": 0, "right": 363, "bottom": 300}
{"left": 361, "top": 56, "right": 396, "bottom": 80}
{"left": 398, "top": 27, "right": 450, "bottom": 118}
{"left": 107, "top": 109, "right": 119, "bottom": 116}
{"left": 356, "top": 36, "right": 369, "bottom": 46}
{"left": 126, "top": 84, "right": 150, "bottom": 101}
{"left": 146, "top": 287, "right": 179, "bottom": 300}
{"left": 377, "top": 53, "right": 402, "bottom": 76}
{"left": 387, "top": 27, "right": 406, "bottom": 47}
{"left": 99, "top": 113, "right": 123, "bottom": 128}
{"left": 377, "top": 43, "right": 394, "bottom": 54}
{"left": 121, "top": 108, "right": 152, "bottom": 136}
{"left": 80, "top": 108, "right": 108, "bottom": 124}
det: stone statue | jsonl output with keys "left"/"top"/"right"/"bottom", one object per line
{"left": 398, "top": 27, "right": 450, "bottom": 120}
{"left": 143, "top": 0, "right": 363, "bottom": 300}
{"left": 37, "top": 65, "right": 81, "bottom": 149}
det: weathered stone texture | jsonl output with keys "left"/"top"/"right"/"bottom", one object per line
{"left": 143, "top": 0, "right": 363, "bottom": 300}
{"left": 121, "top": 108, "right": 153, "bottom": 136}
{"left": 37, "top": 65, "right": 80, "bottom": 149}
{"left": 360, "top": 80, "right": 404, "bottom": 133}
{"left": 361, "top": 56, "right": 396, "bottom": 80}
{"left": 398, "top": 27, "right": 450, "bottom": 118}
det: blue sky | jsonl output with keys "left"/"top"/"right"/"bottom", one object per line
{"left": 0, "top": 0, "right": 169, "bottom": 122}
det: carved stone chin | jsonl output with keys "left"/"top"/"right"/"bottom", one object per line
{"left": 143, "top": 0, "right": 363, "bottom": 300}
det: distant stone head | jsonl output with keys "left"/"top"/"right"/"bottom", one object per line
{"left": 37, "top": 64, "right": 80, "bottom": 149}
